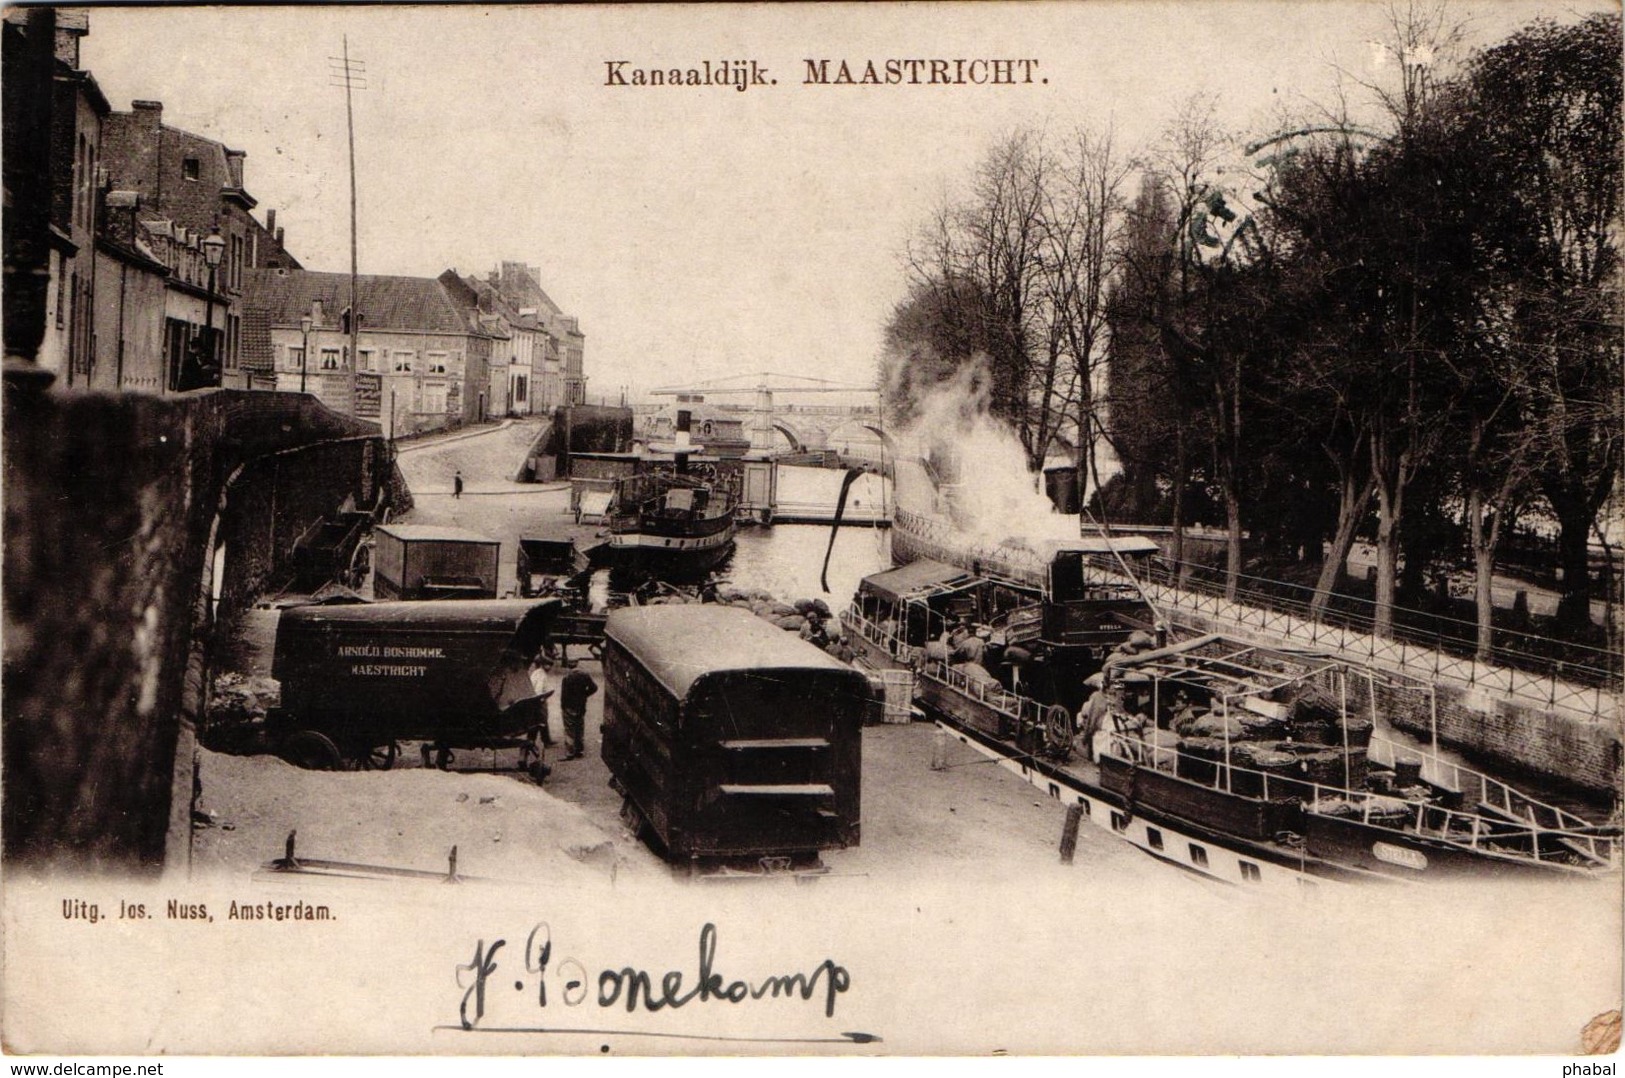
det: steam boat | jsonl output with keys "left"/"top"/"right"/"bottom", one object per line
{"left": 599, "top": 408, "right": 738, "bottom": 581}
{"left": 843, "top": 554, "right": 1620, "bottom": 888}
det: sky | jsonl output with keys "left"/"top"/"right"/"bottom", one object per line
{"left": 83, "top": 1, "right": 1609, "bottom": 401}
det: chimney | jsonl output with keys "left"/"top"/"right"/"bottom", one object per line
{"left": 266, "top": 208, "right": 276, "bottom": 235}
{"left": 224, "top": 149, "right": 245, "bottom": 189}
{"left": 53, "top": 9, "right": 87, "bottom": 67}
{"left": 275, "top": 227, "right": 284, "bottom": 247}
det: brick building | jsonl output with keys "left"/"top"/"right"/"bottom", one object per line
{"left": 242, "top": 268, "right": 497, "bottom": 435}
{"left": 99, "top": 100, "right": 300, "bottom": 392}
{"left": 4, "top": 7, "right": 300, "bottom": 395}
{"left": 487, "top": 261, "right": 586, "bottom": 407}
{"left": 450, "top": 272, "right": 552, "bottom": 418}
{"left": 25, "top": 8, "right": 106, "bottom": 388}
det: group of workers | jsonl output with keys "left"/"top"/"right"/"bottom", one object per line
{"left": 489, "top": 646, "right": 599, "bottom": 781}
{"left": 797, "top": 601, "right": 858, "bottom": 663}
{"left": 1072, "top": 628, "right": 1176, "bottom": 763}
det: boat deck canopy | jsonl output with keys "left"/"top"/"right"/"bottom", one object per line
{"left": 1049, "top": 536, "right": 1162, "bottom": 557}
{"left": 858, "top": 559, "right": 979, "bottom": 605}
{"left": 1112, "top": 634, "right": 1344, "bottom": 696}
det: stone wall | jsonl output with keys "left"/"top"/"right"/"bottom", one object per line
{"left": 2, "top": 387, "right": 403, "bottom": 873}
{"left": 891, "top": 506, "right": 1623, "bottom": 798}
{"left": 554, "top": 404, "right": 632, "bottom": 457}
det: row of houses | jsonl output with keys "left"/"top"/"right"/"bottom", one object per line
{"left": 245, "top": 262, "right": 586, "bottom": 435}
{"left": 3, "top": 8, "right": 586, "bottom": 433}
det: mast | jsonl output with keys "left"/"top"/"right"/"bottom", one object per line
{"left": 329, "top": 38, "right": 366, "bottom": 400}
{"left": 344, "top": 34, "right": 359, "bottom": 380}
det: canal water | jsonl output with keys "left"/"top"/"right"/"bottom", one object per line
{"left": 585, "top": 522, "right": 893, "bottom": 612}
{"left": 727, "top": 520, "right": 893, "bottom": 606}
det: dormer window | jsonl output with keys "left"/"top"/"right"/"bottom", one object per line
{"left": 183, "top": 157, "right": 200, "bottom": 181}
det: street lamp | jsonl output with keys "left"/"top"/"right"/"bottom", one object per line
{"left": 299, "top": 314, "right": 313, "bottom": 394}
{"left": 200, "top": 230, "right": 225, "bottom": 389}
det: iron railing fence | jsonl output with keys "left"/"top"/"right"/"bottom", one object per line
{"left": 1138, "top": 557, "right": 1622, "bottom": 694}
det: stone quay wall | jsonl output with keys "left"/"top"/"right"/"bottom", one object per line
{"left": 3, "top": 387, "right": 403, "bottom": 874}
{"left": 892, "top": 507, "right": 1622, "bottom": 798}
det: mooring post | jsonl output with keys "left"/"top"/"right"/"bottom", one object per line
{"left": 1059, "top": 803, "right": 1084, "bottom": 865}
{"left": 930, "top": 725, "right": 948, "bottom": 771}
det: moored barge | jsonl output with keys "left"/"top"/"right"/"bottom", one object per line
{"left": 844, "top": 562, "right": 1620, "bottom": 887}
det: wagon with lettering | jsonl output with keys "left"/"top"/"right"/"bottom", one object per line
{"left": 600, "top": 605, "right": 871, "bottom": 877}
{"left": 267, "top": 597, "right": 562, "bottom": 773}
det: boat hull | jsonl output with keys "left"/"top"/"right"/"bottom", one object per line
{"left": 924, "top": 702, "right": 1381, "bottom": 890}
{"left": 597, "top": 509, "right": 738, "bottom": 580}
{"left": 597, "top": 533, "right": 736, "bottom": 579}
{"left": 1301, "top": 810, "right": 1597, "bottom": 880}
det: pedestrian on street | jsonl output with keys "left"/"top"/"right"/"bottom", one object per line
{"left": 559, "top": 664, "right": 598, "bottom": 760}
{"left": 453, "top": 470, "right": 464, "bottom": 499}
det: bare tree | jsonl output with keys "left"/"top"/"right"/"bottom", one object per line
{"left": 1039, "top": 124, "right": 1131, "bottom": 514}
{"left": 1461, "top": 13, "right": 1623, "bottom": 634}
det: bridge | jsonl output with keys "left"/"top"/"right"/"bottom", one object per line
{"left": 641, "top": 372, "right": 894, "bottom": 457}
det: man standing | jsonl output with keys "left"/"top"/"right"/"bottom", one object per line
{"left": 453, "top": 470, "right": 464, "bottom": 499}
{"left": 559, "top": 663, "right": 599, "bottom": 760}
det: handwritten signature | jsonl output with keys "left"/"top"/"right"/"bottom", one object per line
{"left": 456, "top": 921, "right": 851, "bottom": 1030}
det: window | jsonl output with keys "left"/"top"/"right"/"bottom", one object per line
{"left": 68, "top": 274, "right": 78, "bottom": 364}
{"left": 1110, "top": 811, "right": 1129, "bottom": 834}
{"left": 514, "top": 376, "right": 527, "bottom": 403}
{"left": 426, "top": 352, "right": 448, "bottom": 374}
{"left": 421, "top": 383, "right": 448, "bottom": 414}
{"left": 392, "top": 351, "right": 414, "bottom": 372}
{"left": 284, "top": 346, "right": 305, "bottom": 373}
{"left": 358, "top": 349, "right": 377, "bottom": 373}
{"left": 1239, "top": 861, "right": 1262, "bottom": 883}
{"left": 320, "top": 347, "right": 342, "bottom": 371}
{"left": 1075, "top": 798, "right": 1090, "bottom": 816}
{"left": 183, "top": 157, "right": 200, "bottom": 181}
{"left": 1189, "top": 844, "right": 1208, "bottom": 868}
{"left": 1146, "top": 828, "right": 1163, "bottom": 851}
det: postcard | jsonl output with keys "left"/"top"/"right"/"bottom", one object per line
{"left": 3, "top": 0, "right": 1620, "bottom": 1063}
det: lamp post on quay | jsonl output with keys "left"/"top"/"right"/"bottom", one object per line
{"left": 300, "top": 314, "right": 313, "bottom": 395}
{"left": 200, "top": 230, "right": 225, "bottom": 389}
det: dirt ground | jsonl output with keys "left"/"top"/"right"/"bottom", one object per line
{"left": 196, "top": 620, "right": 1175, "bottom": 892}
{"left": 195, "top": 420, "right": 1181, "bottom": 894}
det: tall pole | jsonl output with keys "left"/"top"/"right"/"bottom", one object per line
{"left": 203, "top": 267, "right": 215, "bottom": 392}
{"left": 330, "top": 39, "right": 367, "bottom": 403}
{"left": 344, "top": 34, "right": 359, "bottom": 385}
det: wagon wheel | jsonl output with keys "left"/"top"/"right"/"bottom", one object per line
{"left": 359, "top": 740, "right": 399, "bottom": 771}
{"left": 282, "top": 730, "right": 344, "bottom": 771}
{"left": 345, "top": 542, "right": 372, "bottom": 590}
{"left": 618, "top": 797, "right": 661, "bottom": 849}
{"left": 1044, "top": 704, "right": 1074, "bottom": 760}
{"left": 518, "top": 732, "right": 550, "bottom": 779}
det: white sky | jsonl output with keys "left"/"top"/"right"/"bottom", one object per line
{"left": 83, "top": 1, "right": 1606, "bottom": 400}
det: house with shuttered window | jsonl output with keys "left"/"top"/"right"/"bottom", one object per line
{"left": 241, "top": 268, "right": 496, "bottom": 435}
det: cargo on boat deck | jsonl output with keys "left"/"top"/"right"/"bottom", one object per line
{"left": 601, "top": 605, "right": 870, "bottom": 870}
{"left": 267, "top": 598, "right": 561, "bottom": 770}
